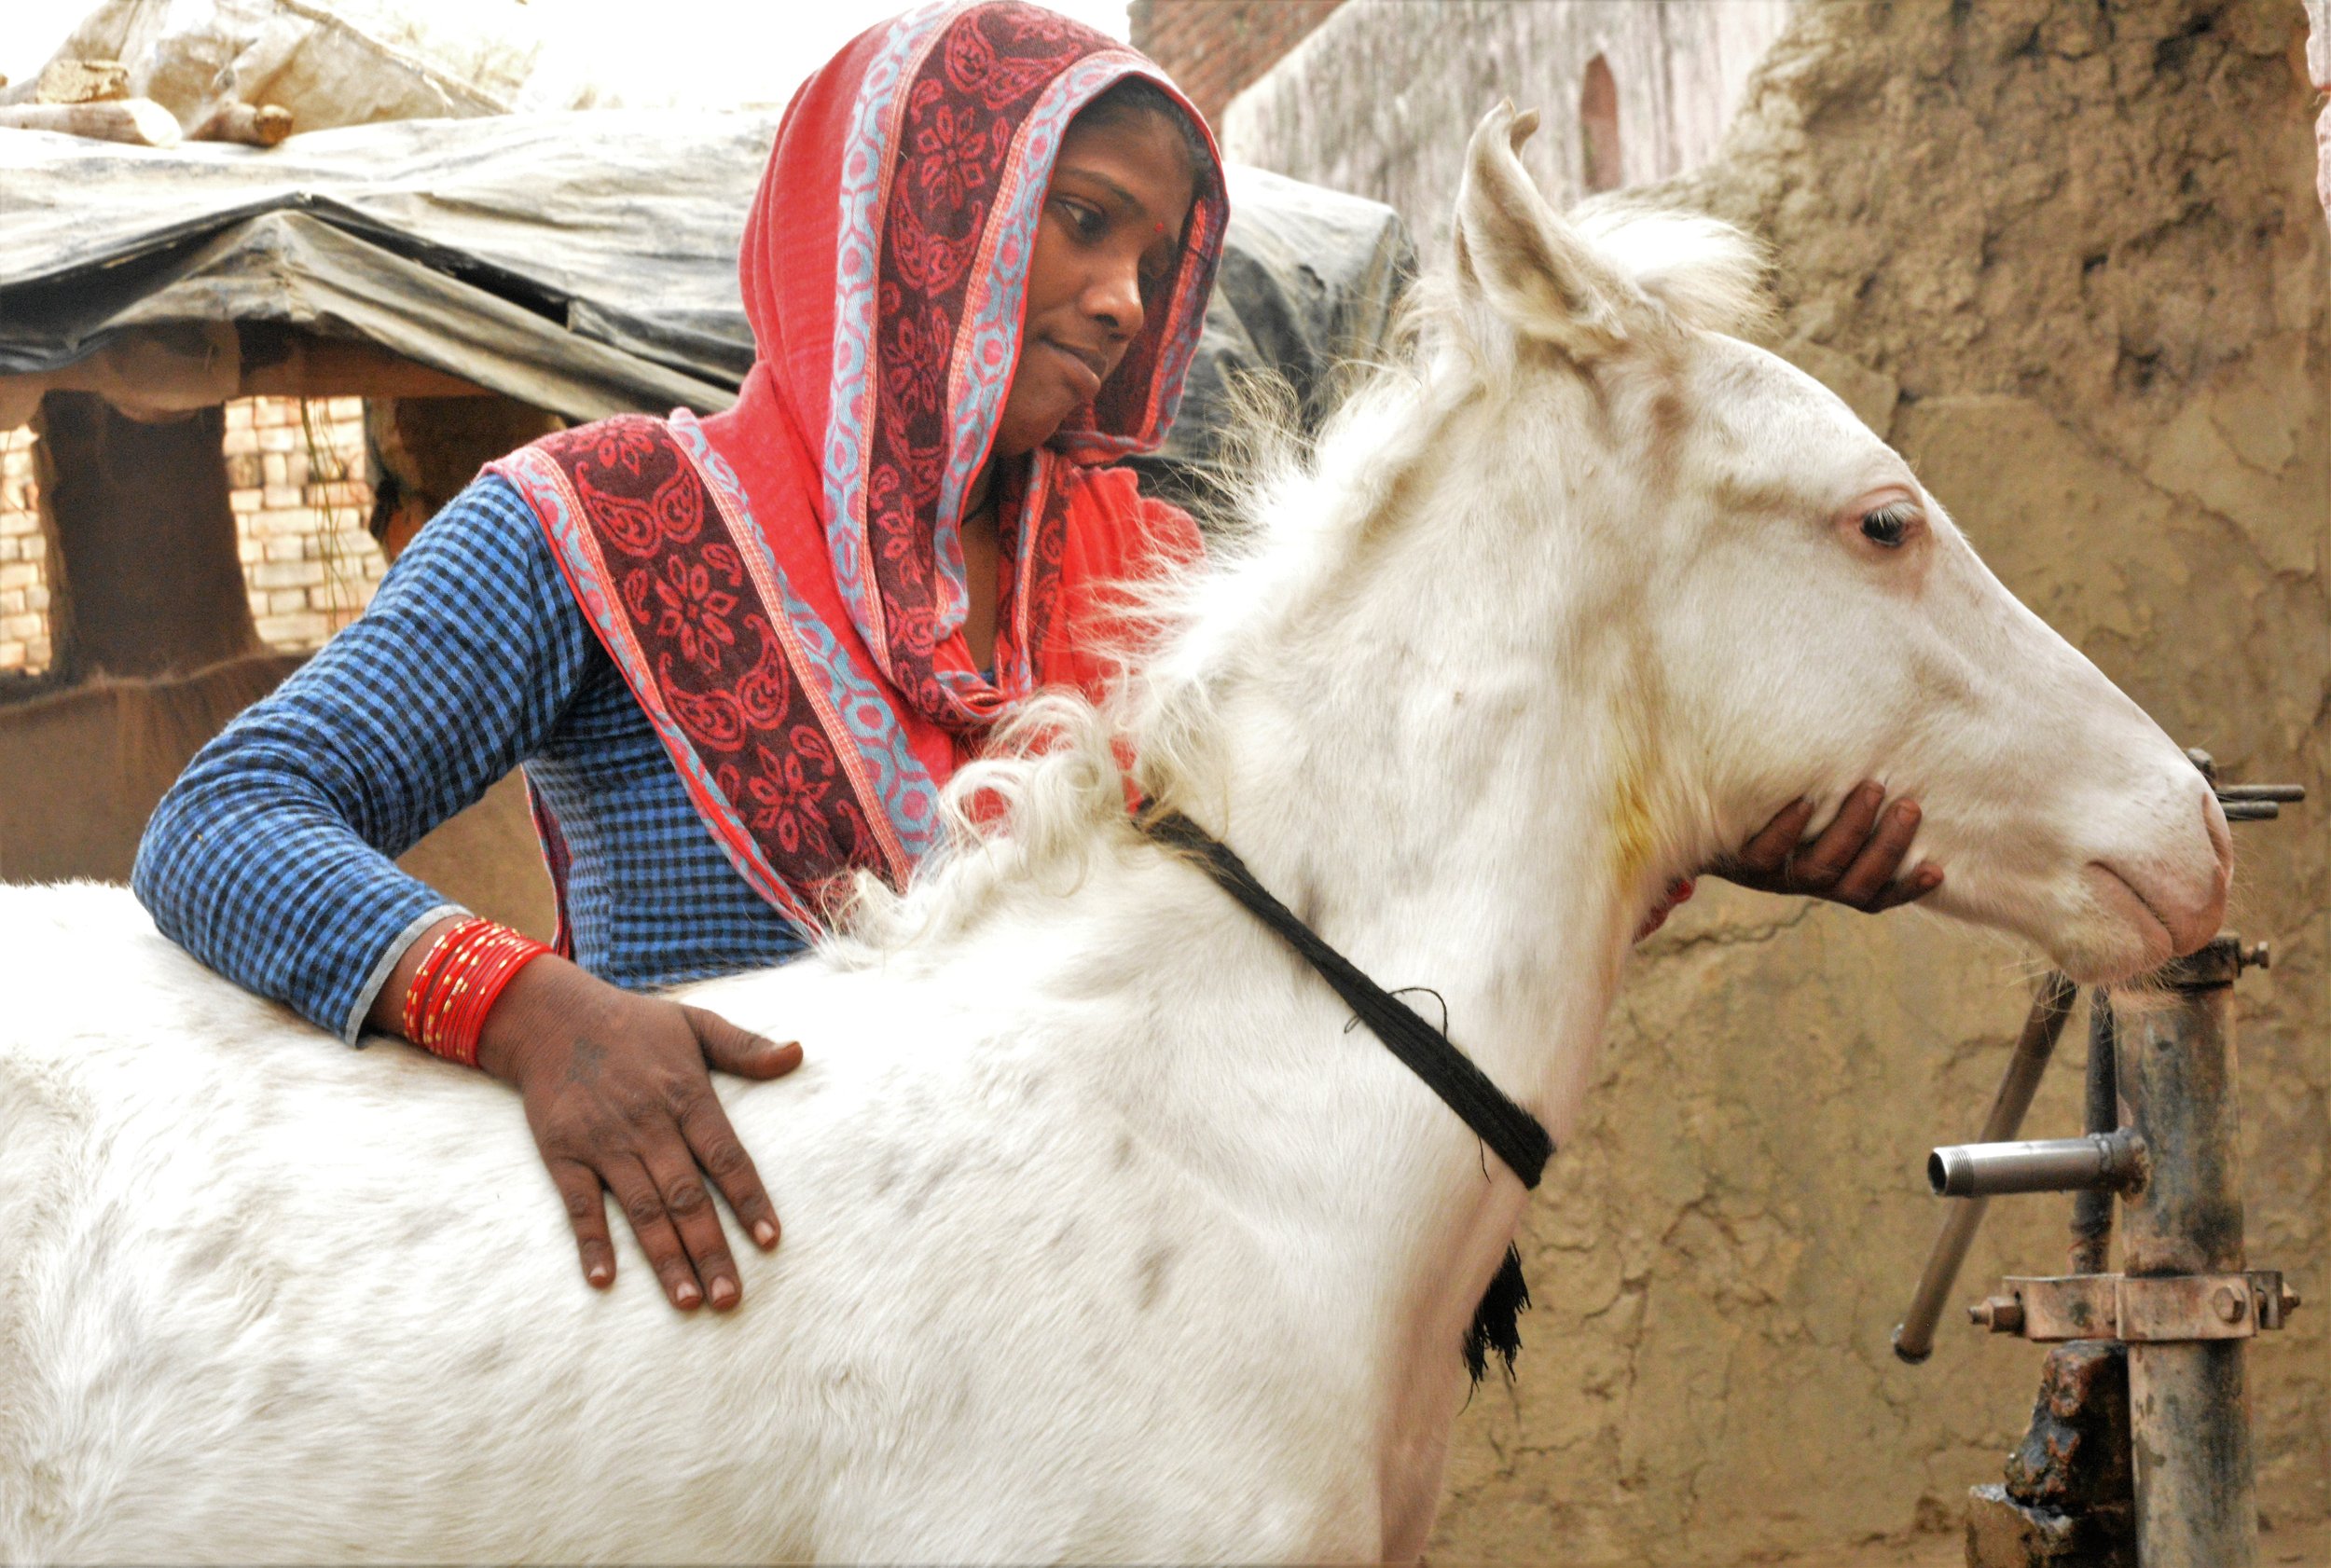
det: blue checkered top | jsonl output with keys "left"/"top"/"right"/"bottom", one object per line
{"left": 133, "top": 475, "right": 807, "bottom": 1044}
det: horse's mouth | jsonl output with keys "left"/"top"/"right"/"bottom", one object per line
{"left": 2083, "top": 861, "right": 2177, "bottom": 971}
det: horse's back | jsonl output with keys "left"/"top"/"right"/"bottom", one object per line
{"left": 0, "top": 884, "right": 1018, "bottom": 1561}
{"left": 0, "top": 880, "right": 488, "bottom": 1166}
{"left": 0, "top": 889, "right": 117, "bottom": 1555}
{"left": 0, "top": 883, "right": 600, "bottom": 1561}
{"left": 0, "top": 883, "right": 1373, "bottom": 1562}
{"left": 0, "top": 883, "right": 222, "bottom": 1328}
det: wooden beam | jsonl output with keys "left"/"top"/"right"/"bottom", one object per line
{"left": 237, "top": 337, "right": 497, "bottom": 401}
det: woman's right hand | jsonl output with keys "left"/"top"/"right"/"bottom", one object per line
{"left": 371, "top": 923, "right": 800, "bottom": 1311}
{"left": 478, "top": 958, "right": 801, "bottom": 1310}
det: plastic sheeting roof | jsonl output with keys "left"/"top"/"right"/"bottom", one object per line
{"left": 0, "top": 108, "right": 1414, "bottom": 481}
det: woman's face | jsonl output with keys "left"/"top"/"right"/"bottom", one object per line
{"left": 994, "top": 107, "right": 1198, "bottom": 461}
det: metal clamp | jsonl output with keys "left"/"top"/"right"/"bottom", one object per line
{"left": 1969, "top": 1271, "right": 2300, "bottom": 1343}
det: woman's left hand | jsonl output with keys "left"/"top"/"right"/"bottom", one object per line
{"left": 1712, "top": 780, "right": 1943, "bottom": 912}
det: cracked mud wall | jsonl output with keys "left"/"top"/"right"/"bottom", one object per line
{"left": 1422, "top": 3, "right": 2330, "bottom": 1563}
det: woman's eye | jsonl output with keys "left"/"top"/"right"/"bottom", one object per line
{"left": 1860, "top": 504, "right": 1914, "bottom": 548}
{"left": 1055, "top": 199, "right": 1106, "bottom": 241}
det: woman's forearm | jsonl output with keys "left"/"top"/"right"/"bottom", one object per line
{"left": 132, "top": 476, "right": 595, "bottom": 1040}
{"left": 131, "top": 737, "right": 469, "bottom": 1041}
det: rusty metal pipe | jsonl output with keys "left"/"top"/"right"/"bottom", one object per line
{"left": 1892, "top": 971, "right": 2079, "bottom": 1364}
{"left": 2117, "top": 942, "right": 2257, "bottom": 1567}
{"left": 2069, "top": 991, "right": 2117, "bottom": 1273}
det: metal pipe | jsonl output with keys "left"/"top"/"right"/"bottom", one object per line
{"left": 1893, "top": 971, "right": 2079, "bottom": 1363}
{"left": 2069, "top": 990, "right": 2117, "bottom": 1273}
{"left": 1928, "top": 1130, "right": 2144, "bottom": 1197}
{"left": 2117, "top": 942, "right": 2257, "bottom": 1567}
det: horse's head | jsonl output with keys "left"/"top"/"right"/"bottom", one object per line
{"left": 1439, "top": 103, "right": 2227, "bottom": 983}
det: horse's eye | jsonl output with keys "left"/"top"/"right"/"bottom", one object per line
{"left": 1861, "top": 504, "right": 1913, "bottom": 548}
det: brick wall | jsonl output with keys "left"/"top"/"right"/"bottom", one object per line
{"left": 222, "top": 397, "right": 388, "bottom": 652}
{"left": 1129, "top": 0, "right": 1344, "bottom": 125}
{"left": 0, "top": 429, "right": 51, "bottom": 676}
{"left": 0, "top": 396, "right": 388, "bottom": 679}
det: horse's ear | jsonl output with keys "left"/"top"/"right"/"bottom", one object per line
{"left": 1454, "top": 102, "right": 1646, "bottom": 360}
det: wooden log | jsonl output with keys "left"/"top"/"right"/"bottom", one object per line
{"left": 191, "top": 102, "right": 294, "bottom": 147}
{"left": 0, "top": 98, "right": 182, "bottom": 148}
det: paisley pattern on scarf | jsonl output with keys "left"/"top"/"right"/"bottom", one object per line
{"left": 495, "top": 420, "right": 904, "bottom": 932}
{"left": 669, "top": 408, "right": 942, "bottom": 873}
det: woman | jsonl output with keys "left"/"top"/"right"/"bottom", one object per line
{"left": 136, "top": 2, "right": 1936, "bottom": 1318}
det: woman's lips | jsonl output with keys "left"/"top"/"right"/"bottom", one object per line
{"left": 1043, "top": 337, "right": 1106, "bottom": 399}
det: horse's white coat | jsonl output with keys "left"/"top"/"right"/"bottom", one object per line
{"left": 0, "top": 108, "right": 2228, "bottom": 1565}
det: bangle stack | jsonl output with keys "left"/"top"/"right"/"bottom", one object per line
{"left": 399, "top": 917, "right": 550, "bottom": 1068}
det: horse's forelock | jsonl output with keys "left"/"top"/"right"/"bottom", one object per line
{"left": 1566, "top": 201, "right": 1776, "bottom": 340}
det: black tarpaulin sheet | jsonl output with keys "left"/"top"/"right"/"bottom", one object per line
{"left": 0, "top": 108, "right": 1414, "bottom": 473}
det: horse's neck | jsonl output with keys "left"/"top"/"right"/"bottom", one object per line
{"left": 1110, "top": 539, "right": 1653, "bottom": 1528}
{"left": 1188, "top": 530, "right": 1652, "bottom": 1152}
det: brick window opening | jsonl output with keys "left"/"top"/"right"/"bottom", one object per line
{"left": 1, "top": 396, "right": 394, "bottom": 681}
{"left": 1580, "top": 54, "right": 1621, "bottom": 195}
{"left": 0, "top": 427, "right": 52, "bottom": 677}
{"left": 223, "top": 396, "right": 388, "bottom": 653}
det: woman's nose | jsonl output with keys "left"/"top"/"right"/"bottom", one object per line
{"left": 1083, "top": 255, "right": 1146, "bottom": 339}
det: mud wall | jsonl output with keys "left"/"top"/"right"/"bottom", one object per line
{"left": 1355, "top": 3, "right": 2326, "bottom": 1563}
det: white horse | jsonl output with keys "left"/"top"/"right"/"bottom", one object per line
{"left": 0, "top": 106, "right": 2227, "bottom": 1566}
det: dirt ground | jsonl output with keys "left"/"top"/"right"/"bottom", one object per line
{"left": 1431, "top": 1512, "right": 2331, "bottom": 1566}
{"left": 1766, "top": 1512, "right": 2329, "bottom": 1567}
{"left": 1424, "top": 1510, "right": 2326, "bottom": 1566}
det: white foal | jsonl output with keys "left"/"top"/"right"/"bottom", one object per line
{"left": 0, "top": 105, "right": 2227, "bottom": 1566}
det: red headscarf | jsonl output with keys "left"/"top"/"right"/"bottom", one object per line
{"left": 492, "top": 1, "right": 1224, "bottom": 934}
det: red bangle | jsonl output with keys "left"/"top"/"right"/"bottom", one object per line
{"left": 399, "top": 918, "right": 548, "bottom": 1068}
{"left": 436, "top": 928, "right": 542, "bottom": 1066}
{"left": 400, "top": 918, "right": 476, "bottom": 1045}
